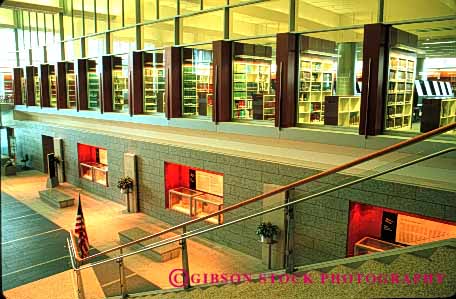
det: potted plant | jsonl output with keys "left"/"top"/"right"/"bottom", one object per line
{"left": 117, "top": 176, "right": 133, "bottom": 194}
{"left": 256, "top": 222, "right": 279, "bottom": 244}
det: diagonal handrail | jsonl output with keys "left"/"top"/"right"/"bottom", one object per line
{"left": 69, "top": 146, "right": 456, "bottom": 270}
{"left": 70, "top": 122, "right": 456, "bottom": 264}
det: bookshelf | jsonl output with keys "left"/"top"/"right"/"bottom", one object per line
{"left": 66, "top": 63, "right": 77, "bottom": 108}
{"left": 87, "top": 61, "right": 99, "bottom": 110}
{"left": 113, "top": 68, "right": 128, "bottom": 112}
{"left": 324, "top": 96, "right": 361, "bottom": 127}
{"left": 143, "top": 52, "right": 165, "bottom": 113}
{"left": 421, "top": 98, "right": 456, "bottom": 134}
{"left": 49, "top": 66, "right": 57, "bottom": 107}
{"left": 233, "top": 61, "right": 272, "bottom": 120}
{"left": 3, "top": 73, "right": 13, "bottom": 100}
{"left": 385, "top": 51, "right": 416, "bottom": 130}
{"left": 297, "top": 57, "right": 335, "bottom": 124}
{"left": 34, "top": 70, "right": 40, "bottom": 106}
{"left": 182, "top": 48, "right": 213, "bottom": 117}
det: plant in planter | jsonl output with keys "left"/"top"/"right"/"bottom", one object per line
{"left": 117, "top": 176, "right": 134, "bottom": 194}
{"left": 256, "top": 222, "right": 279, "bottom": 244}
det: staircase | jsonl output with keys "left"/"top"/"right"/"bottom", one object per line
{"left": 127, "top": 239, "right": 456, "bottom": 299}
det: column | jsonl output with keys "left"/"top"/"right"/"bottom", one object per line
{"left": 336, "top": 42, "right": 357, "bottom": 95}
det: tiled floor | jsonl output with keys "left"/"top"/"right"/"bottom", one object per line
{"left": 2, "top": 171, "right": 267, "bottom": 299}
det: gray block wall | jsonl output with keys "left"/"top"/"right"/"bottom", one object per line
{"left": 13, "top": 120, "right": 456, "bottom": 265}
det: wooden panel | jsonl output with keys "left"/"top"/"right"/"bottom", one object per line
{"left": 212, "top": 40, "right": 232, "bottom": 122}
{"left": 77, "top": 59, "right": 88, "bottom": 111}
{"left": 40, "top": 64, "right": 50, "bottom": 107}
{"left": 165, "top": 47, "right": 182, "bottom": 119}
{"left": 131, "top": 51, "right": 144, "bottom": 115}
{"left": 25, "top": 66, "right": 35, "bottom": 106}
{"left": 324, "top": 95, "right": 339, "bottom": 126}
{"left": 359, "top": 23, "right": 390, "bottom": 136}
{"left": 300, "top": 36, "right": 337, "bottom": 54}
{"left": 421, "top": 98, "right": 442, "bottom": 132}
{"left": 56, "top": 61, "right": 67, "bottom": 109}
{"left": 101, "top": 55, "right": 113, "bottom": 113}
{"left": 276, "top": 33, "right": 298, "bottom": 128}
{"left": 13, "top": 68, "right": 23, "bottom": 105}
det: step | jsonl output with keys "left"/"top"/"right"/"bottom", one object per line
{"left": 39, "top": 188, "right": 74, "bottom": 208}
{"left": 118, "top": 227, "right": 180, "bottom": 262}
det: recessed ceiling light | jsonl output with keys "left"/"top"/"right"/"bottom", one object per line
{"left": 422, "top": 41, "right": 456, "bottom": 45}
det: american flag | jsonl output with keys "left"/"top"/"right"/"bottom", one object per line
{"left": 75, "top": 193, "right": 90, "bottom": 258}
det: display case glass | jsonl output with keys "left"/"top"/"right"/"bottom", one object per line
{"left": 66, "top": 63, "right": 77, "bottom": 108}
{"left": 143, "top": 51, "right": 165, "bottom": 113}
{"left": 80, "top": 162, "right": 93, "bottom": 181}
{"left": 112, "top": 56, "right": 128, "bottom": 112}
{"left": 87, "top": 60, "right": 100, "bottom": 110}
{"left": 92, "top": 163, "right": 108, "bottom": 186}
{"left": 169, "top": 187, "right": 202, "bottom": 216}
{"left": 78, "top": 144, "right": 109, "bottom": 186}
{"left": 354, "top": 237, "right": 403, "bottom": 256}
{"left": 385, "top": 50, "right": 416, "bottom": 130}
{"left": 182, "top": 47, "right": 213, "bottom": 117}
{"left": 193, "top": 193, "right": 224, "bottom": 224}
{"left": 49, "top": 66, "right": 57, "bottom": 107}
{"left": 232, "top": 42, "right": 276, "bottom": 121}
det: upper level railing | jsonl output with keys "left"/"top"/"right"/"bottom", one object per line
{"left": 69, "top": 122, "right": 456, "bottom": 265}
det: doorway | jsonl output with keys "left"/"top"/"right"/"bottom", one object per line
{"left": 42, "top": 135, "right": 54, "bottom": 173}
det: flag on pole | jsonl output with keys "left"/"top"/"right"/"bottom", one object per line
{"left": 75, "top": 193, "right": 90, "bottom": 258}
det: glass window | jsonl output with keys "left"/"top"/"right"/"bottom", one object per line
{"left": 297, "top": 29, "right": 364, "bottom": 128}
{"left": 19, "top": 50, "right": 28, "bottom": 67}
{"left": 45, "top": 14, "right": 54, "bottom": 44}
{"left": 85, "top": 0, "right": 96, "bottom": 35}
{"left": 53, "top": 14, "right": 60, "bottom": 42}
{"left": 182, "top": 10, "right": 223, "bottom": 45}
{"left": 385, "top": 21, "right": 456, "bottom": 136}
{"left": 73, "top": 0, "right": 84, "bottom": 37}
{"left": 180, "top": 0, "right": 202, "bottom": 14}
{"left": 142, "top": 21, "right": 175, "bottom": 49}
{"left": 142, "top": 0, "right": 157, "bottom": 22}
{"left": 96, "top": 0, "right": 108, "bottom": 32}
{"left": 65, "top": 39, "right": 81, "bottom": 61}
{"left": 296, "top": 0, "right": 377, "bottom": 31}
{"left": 230, "top": 0, "right": 288, "bottom": 39}
{"left": 232, "top": 37, "right": 276, "bottom": 122}
{"left": 143, "top": 50, "right": 165, "bottom": 113}
{"left": 30, "top": 12, "right": 38, "bottom": 48}
{"left": 0, "top": 28, "right": 16, "bottom": 68}
{"left": 182, "top": 44, "right": 213, "bottom": 118}
{"left": 124, "top": 0, "right": 136, "bottom": 26}
{"left": 112, "top": 27, "right": 136, "bottom": 54}
{"left": 204, "top": 0, "right": 227, "bottom": 9}
{"left": 47, "top": 42, "right": 61, "bottom": 64}
{"left": 0, "top": 8, "right": 15, "bottom": 26}
{"left": 110, "top": 0, "right": 123, "bottom": 29}
{"left": 112, "top": 54, "right": 129, "bottom": 112}
{"left": 159, "top": 0, "right": 177, "bottom": 19}
{"left": 384, "top": 0, "right": 456, "bottom": 22}
{"left": 86, "top": 34, "right": 106, "bottom": 58}
{"left": 32, "top": 46, "right": 43, "bottom": 66}
{"left": 63, "top": 15, "right": 73, "bottom": 39}
{"left": 86, "top": 59, "right": 100, "bottom": 110}
{"left": 38, "top": 13, "right": 46, "bottom": 46}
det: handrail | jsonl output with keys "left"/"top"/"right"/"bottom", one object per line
{"left": 71, "top": 147, "right": 456, "bottom": 270}
{"left": 74, "top": 122, "right": 456, "bottom": 263}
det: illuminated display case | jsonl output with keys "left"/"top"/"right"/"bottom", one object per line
{"left": 354, "top": 237, "right": 403, "bottom": 256}
{"left": 193, "top": 193, "right": 224, "bottom": 224}
{"left": 112, "top": 56, "right": 128, "bottom": 112}
{"left": 385, "top": 50, "right": 416, "bottom": 130}
{"left": 143, "top": 51, "right": 165, "bottom": 113}
{"left": 66, "top": 63, "right": 77, "bottom": 108}
{"left": 87, "top": 60, "right": 100, "bottom": 110}
{"left": 79, "top": 162, "right": 108, "bottom": 186}
{"left": 232, "top": 42, "right": 275, "bottom": 121}
{"left": 169, "top": 187, "right": 202, "bottom": 216}
{"left": 79, "top": 162, "right": 93, "bottom": 181}
{"left": 182, "top": 48, "right": 213, "bottom": 117}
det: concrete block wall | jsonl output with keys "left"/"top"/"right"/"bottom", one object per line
{"left": 13, "top": 120, "right": 456, "bottom": 266}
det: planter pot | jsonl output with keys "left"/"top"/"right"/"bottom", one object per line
{"left": 120, "top": 188, "right": 127, "bottom": 194}
{"left": 260, "top": 235, "right": 273, "bottom": 244}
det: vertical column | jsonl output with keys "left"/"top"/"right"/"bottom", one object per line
{"left": 416, "top": 57, "right": 425, "bottom": 80}
{"left": 131, "top": 51, "right": 144, "bottom": 115}
{"left": 13, "top": 68, "right": 23, "bottom": 105}
{"left": 212, "top": 40, "right": 232, "bottom": 123}
{"left": 123, "top": 153, "right": 138, "bottom": 212}
{"left": 77, "top": 59, "right": 88, "bottom": 110}
{"left": 25, "top": 66, "right": 36, "bottom": 106}
{"left": 275, "top": 33, "right": 298, "bottom": 128}
{"left": 56, "top": 61, "right": 68, "bottom": 109}
{"left": 40, "top": 64, "right": 51, "bottom": 107}
{"left": 164, "top": 47, "right": 182, "bottom": 119}
{"left": 101, "top": 55, "right": 114, "bottom": 113}
{"left": 336, "top": 42, "right": 357, "bottom": 95}
{"left": 359, "top": 23, "right": 390, "bottom": 136}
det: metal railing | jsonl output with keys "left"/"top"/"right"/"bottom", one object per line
{"left": 67, "top": 122, "right": 456, "bottom": 298}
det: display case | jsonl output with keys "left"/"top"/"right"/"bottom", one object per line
{"left": 354, "top": 237, "right": 403, "bottom": 256}
{"left": 168, "top": 187, "right": 202, "bottom": 216}
{"left": 324, "top": 96, "right": 361, "bottom": 127}
{"left": 193, "top": 193, "right": 224, "bottom": 224}
{"left": 112, "top": 56, "right": 128, "bottom": 112}
{"left": 49, "top": 65, "right": 57, "bottom": 107}
{"left": 79, "top": 162, "right": 108, "bottom": 186}
{"left": 66, "top": 63, "right": 77, "bottom": 108}
{"left": 182, "top": 48, "right": 213, "bottom": 117}
{"left": 143, "top": 52, "right": 165, "bottom": 113}
{"left": 385, "top": 50, "right": 416, "bottom": 130}
{"left": 297, "top": 56, "right": 335, "bottom": 124}
{"left": 87, "top": 60, "right": 100, "bottom": 110}
{"left": 2, "top": 73, "right": 13, "bottom": 100}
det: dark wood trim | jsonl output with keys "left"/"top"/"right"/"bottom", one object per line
{"left": 13, "top": 68, "right": 23, "bottom": 105}
{"left": 276, "top": 33, "right": 299, "bottom": 128}
{"left": 165, "top": 47, "right": 182, "bottom": 119}
{"left": 25, "top": 66, "right": 36, "bottom": 106}
{"left": 40, "top": 64, "right": 50, "bottom": 107}
{"left": 131, "top": 51, "right": 144, "bottom": 115}
{"left": 56, "top": 61, "right": 67, "bottom": 109}
{"left": 359, "top": 23, "right": 390, "bottom": 136}
{"left": 212, "top": 40, "right": 232, "bottom": 122}
{"left": 101, "top": 55, "right": 114, "bottom": 113}
{"left": 77, "top": 59, "right": 88, "bottom": 111}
